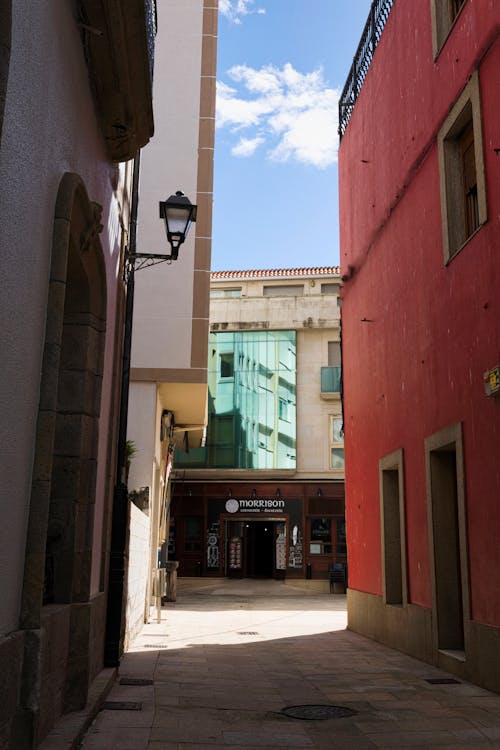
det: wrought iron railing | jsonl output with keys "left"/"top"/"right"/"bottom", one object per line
{"left": 338, "top": 0, "right": 394, "bottom": 139}
{"left": 145, "top": 0, "right": 157, "bottom": 83}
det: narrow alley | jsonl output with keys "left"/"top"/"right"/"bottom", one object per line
{"left": 59, "top": 580, "right": 500, "bottom": 749}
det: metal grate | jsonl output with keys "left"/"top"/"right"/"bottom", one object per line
{"left": 338, "top": 0, "right": 395, "bottom": 139}
{"left": 143, "top": 644, "right": 169, "bottom": 649}
{"left": 425, "top": 678, "right": 461, "bottom": 685}
{"left": 119, "top": 678, "right": 154, "bottom": 686}
{"left": 102, "top": 701, "right": 142, "bottom": 711}
{"left": 237, "top": 631, "right": 259, "bottom": 635}
{"left": 281, "top": 704, "right": 356, "bottom": 721}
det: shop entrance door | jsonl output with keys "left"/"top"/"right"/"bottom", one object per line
{"left": 245, "top": 521, "right": 274, "bottom": 577}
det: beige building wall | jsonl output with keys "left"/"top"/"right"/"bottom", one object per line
{"left": 209, "top": 268, "right": 343, "bottom": 481}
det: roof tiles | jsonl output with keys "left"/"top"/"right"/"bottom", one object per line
{"left": 210, "top": 266, "right": 340, "bottom": 280}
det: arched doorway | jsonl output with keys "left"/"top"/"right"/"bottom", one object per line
{"left": 20, "top": 173, "right": 107, "bottom": 742}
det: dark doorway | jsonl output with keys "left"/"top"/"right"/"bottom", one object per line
{"left": 245, "top": 521, "right": 274, "bottom": 577}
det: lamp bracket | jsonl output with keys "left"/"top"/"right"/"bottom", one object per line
{"left": 124, "top": 251, "right": 177, "bottom": 280}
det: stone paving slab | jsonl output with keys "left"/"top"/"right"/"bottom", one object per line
{"left": 80, "top": 580, "right": 500, "bottom": 749}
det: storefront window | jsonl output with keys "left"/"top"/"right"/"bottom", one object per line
{"left": 184, "top": 516, "right": 203, "bottom": 551}
{"left": 337, "top": 519, "right": 347, "bottom": 555}
{"left": 310, "top": 517, "right": 332, "bottom": 554}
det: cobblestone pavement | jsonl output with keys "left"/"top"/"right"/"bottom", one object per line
{"left": 79, "top": 579, "right": 500, "bottom": 749}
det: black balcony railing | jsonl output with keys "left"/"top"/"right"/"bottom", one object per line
{"left": 145, "top": 0, "right": 157, "bottom": 83}
{"left": 338, "top": 0, "right": 394, "bottom": 140}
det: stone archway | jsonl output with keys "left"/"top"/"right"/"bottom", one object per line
{"left": 19, "top": 173, "right": 107, "bottom": 743}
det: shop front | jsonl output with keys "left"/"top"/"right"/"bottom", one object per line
{"left": 169, "top": 481, "right": 346, "bottom": 581}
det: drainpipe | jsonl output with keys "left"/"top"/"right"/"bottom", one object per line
{"left": 104, "top": 151, "right": 141, "bottom": 666}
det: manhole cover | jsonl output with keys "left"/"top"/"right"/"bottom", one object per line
{"left": 281, "top": 704, "right": 356, "bottom": 721}
{"left": 101, "top": 701, "right": 142, "bottom": 711}
{"left": 119, "top": 678, "right": 153, "bottom": 686}
{"left": 425, "top": 678, "right": 461, "bottom": 684}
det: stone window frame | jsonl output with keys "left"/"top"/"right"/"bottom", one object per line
{"left": 379, "top": 449, "right": 408, "bottom": 607}
{"left": 430, "top": 0, "right": 467, "bottom": 59}
{"left": 437, "top": 70, "right": 487, "bottom": 264}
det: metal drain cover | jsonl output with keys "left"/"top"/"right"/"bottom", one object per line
{"left": 119, "top": 678, "right": 153, "bottom": 686}
{"left": 425, "top": 678, "right": 461, "bottom": 685}
{"left": 281, "top": 704, "right": 356, "bottom": 721}
{"left": 237, "top": 631, "right": 258, "bottom": 635}
{"left": 102, "top": 701, "right": 142, "bottom": 711}
{"left": 143, "top": 644, "right": 169, "bottom": 649}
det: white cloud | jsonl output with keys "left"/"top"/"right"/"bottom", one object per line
{"left": 219, "top": 0, "right": 266, "bottom": 24}
{"left": 216, "top": 63, "right": 340, "bottom": 169}
{"left": 232, "top": 135, "right": 265, "bottom": 157}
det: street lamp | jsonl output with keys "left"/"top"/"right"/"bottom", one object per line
{"left": 105, "top": 151, "right": 197, "bottom": 667}
{"left": 127, "top": 190, "right": 198, "bottom": 271}
{"left": 159, "top": 191, "right": 197, "bottom": 260}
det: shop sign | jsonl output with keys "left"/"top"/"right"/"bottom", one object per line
{"left": 225, "top": 498, "right": 286, "bottom": 514}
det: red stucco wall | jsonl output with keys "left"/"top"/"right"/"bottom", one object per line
{"left": 339, "top": 0, "right": 500, "bottom": 624}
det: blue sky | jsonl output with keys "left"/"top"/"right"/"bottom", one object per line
{"left": 211, "top": 0, "right": 373, "bottom": 271}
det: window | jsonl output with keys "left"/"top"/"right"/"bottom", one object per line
{"left": 328, "top": 341, "right": 341, "bottom": 367}
{"left": 330, "top": 416, "right": 344, "bottom": 471}
{"left": 310, "top": 518, "right": 332, "bottom": 554}
{"left": 437, "top": 71, "right": 486, "bottom": 263}
{"left": 210, "top": 287, "right": 242, "bottom": 298}
{"left": 263, "top": 284, "right": 304, "bottom": 297}
{"left": 321, "top": 283, "right": 339, "bottom": 295}
{"left": 184, "top": 517, "right": 203, "bottom": 552}
{"left": 220, "top": 352, "right": 234, "bottom": 378}
{"left": 431, "top": 0, "right": 466, "bottom": 57}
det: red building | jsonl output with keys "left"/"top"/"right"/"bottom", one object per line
{"left": 339, "top": 0, "right": 500, "bottom": 691}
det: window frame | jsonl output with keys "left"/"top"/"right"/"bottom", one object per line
{"left": 437, "top": 71, "right": 487, "bottom": 264}
{"left": 430, "top": 0, "right": 467, "bottom": 58}
{"left": 329, "top": 415, "right": 345, "bottom": 472}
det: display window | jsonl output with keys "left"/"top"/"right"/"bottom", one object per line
{"left": 310, "top": 517, "right": 332, "bottom": 554}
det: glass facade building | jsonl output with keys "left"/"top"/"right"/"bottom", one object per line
{"left": 176, "top": 330, "right": 297, "bottom": 469}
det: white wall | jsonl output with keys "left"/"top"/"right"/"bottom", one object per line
{"left": 127, "top": 382, "right": 157, "bottom": 491}
{"left": 0, "top": 1, "right": 123, "bottom": 634}
{"left": 125, "top": 502, "right": 151, "bottom": 649}
{"left": 131, "top": 0, "right": 204, "bottom": 370}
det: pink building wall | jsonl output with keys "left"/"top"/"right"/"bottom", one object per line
{"left": 339, "top": 0, "right": 500, "bottom": 625}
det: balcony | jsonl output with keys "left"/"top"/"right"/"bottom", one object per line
{"left": 338, "top": 0, "right": 394, "bottom": 140}
{"left": 320, "top": 366, "right": 341, "bottom": 400}
{"left": 77, "top": 0, "right": 156, "bottom": 161}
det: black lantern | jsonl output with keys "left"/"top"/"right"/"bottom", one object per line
{"left": 159, "top": 191, "right": 197, "bottom": 260}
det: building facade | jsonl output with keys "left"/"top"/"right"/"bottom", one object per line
{"left": 0, "top": 1, "right": 155, "bottom": 746}
{"left": 339, "top": 0, "right": 500, "bottom": 691}
{"left": 126, "top": 1, "right": 218, "bottom": 628}
{"left": 172, "top": 268, "right": 346, "bottom": 582}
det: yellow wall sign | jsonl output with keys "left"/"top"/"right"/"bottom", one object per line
{"left": 484, "top": 366, "right": 500, "bottom": 397}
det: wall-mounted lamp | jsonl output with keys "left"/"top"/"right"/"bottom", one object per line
{"left": 159, "top": 191, "right": 197, "bottom": 261}
{"left": 317, "top": 488, "right": 323, "bottom": 497}
{"left": 275, "top": 488, "right": 281, "bottom": 499}
{"left": 251, "top": 488, "right": 257, "bottom": 499}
